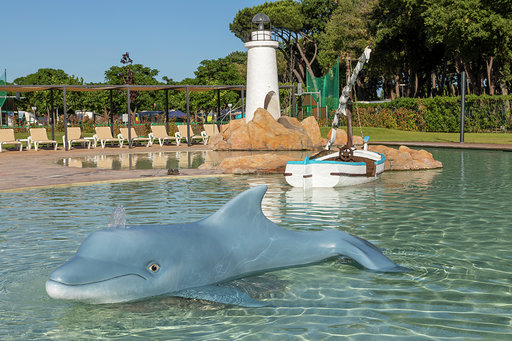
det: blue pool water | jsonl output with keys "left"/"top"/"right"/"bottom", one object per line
{"left": 1, "top": 148, "right": 512, "bottom": 339}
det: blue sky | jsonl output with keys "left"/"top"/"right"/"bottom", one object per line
{"left": 2, "top": 0, "right": 269, "bottom": 84}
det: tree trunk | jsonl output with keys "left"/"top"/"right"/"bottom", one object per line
{"left": 431, "top": 71, "right": 436, "bottom": 97}
{"left": 486, "top": 56, "right": 495, "bottom": 96}
{"left": 295, "top": 36, "right": 318, "bottom": 92}
{"left": 440, "top": 60, "right": 447, "bottom": 96}
{"left": 394, "top": 75, "right": 400, "bottom": 98}
{"left": 414, "top": 73, "right": 418, "bottom": 97}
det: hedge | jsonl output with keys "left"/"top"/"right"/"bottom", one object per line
{"left": 341, "top": 95, "right": 512, "bottom": 133}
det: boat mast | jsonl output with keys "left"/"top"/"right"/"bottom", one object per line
{"left": 325, "top": 45, "right": 372, "bottom": 151}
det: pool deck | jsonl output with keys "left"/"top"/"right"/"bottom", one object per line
{"left": 1, "top": 141, "right": 510, "bottom": 192}
{"left": 0, "top": 144, "right": 225, "bottom": 192}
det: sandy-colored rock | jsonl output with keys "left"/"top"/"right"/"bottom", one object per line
{"left": 398, "top": 146, "right": 443, "bottom": 169}
{"left": 278, "top": 116, "right": 306, "bottom": 133}
{"left": 327, "top": 128, "right": 348, "bottom": 145}
{"left": 369, "top": 145, "right": 443, "bottom": 171}
{"left": 353, "top": 135, "right": 364, "bottom": 145}
{"left": 326, "top": 128, "right": 364, "bottom": 146}
{"left": 211, "top": 108, "right": 312, "bottom": 150}
{"left": 217, "top": 153, "right": 298, "bottom": 174}
{"left": 301, "top": 116, "right": 326, "bottom": 147}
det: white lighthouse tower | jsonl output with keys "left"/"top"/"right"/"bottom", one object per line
{"left": 245, "top": 13, "right": 281, "bottom": 123}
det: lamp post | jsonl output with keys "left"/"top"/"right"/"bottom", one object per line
{"left": 228, "top": 103, "right": 232, "bottom": 121}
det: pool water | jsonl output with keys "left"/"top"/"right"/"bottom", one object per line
{"left": 1, "top": 148, "right": 512, "bottom": 339}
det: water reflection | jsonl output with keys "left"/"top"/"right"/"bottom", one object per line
{"left": 57, "top": 151, "right": 308, "bottom": 170}
{"left": 57, "top": 151, "right": 208, "bottom": 170}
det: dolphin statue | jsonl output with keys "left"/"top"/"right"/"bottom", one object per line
{"left": 46, "top": 185, "right": 407, "bottom": 306}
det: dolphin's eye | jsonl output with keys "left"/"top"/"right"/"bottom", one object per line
{"left": 148, "top": 264, "right": 160, "bottom": 272}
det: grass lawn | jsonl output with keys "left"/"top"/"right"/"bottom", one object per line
{"left": 319, "top": 126, "right": 512, "bottom": 145}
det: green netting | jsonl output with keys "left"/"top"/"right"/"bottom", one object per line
{"left": 304, "top": 60, "right": 339, "bottom": 118}
{"left": 0, "top": 69, "right": 6, "bottom": 108}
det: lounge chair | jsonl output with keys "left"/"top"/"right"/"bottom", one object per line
{"left": 119, "top": 127, "right": 152, "bottom": 147}
{"left": 28, "top": 128, "right": 58, "bottom": 151}
{"left": 149, "top": 125, "right": 179, "bottom": 146}
{"left": 63, "top": 127, "right": 91, "bottom": 150}
{"left": 176, "top": 125, "right": 208, "bottom": 145}
{"left": 0, "top": 129, "right": 23, "bottom": 152}
{"left": 203, "top": 124, "right": 221, "bottom": 144}
{"left": 93, "top": 127, "right": 124, "bottom": 148}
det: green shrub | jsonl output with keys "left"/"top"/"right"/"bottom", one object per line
{"left": 354, "top": 95, "right": 511, "bottom": 132}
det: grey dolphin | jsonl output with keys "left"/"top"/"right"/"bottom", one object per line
{"left": 46, "top": 185, "right": 407, "bottom": 306}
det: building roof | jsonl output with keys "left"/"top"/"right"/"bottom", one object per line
{"left": 0, "top": 84, "right": 253, "bottom": 93}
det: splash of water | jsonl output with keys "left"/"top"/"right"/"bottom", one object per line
{"left": 108, "top": 205, "right": 127, "bottom": 229}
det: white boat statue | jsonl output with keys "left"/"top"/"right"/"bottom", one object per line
{"left": 284, "top": 45, "right": 385, "bottom": 188}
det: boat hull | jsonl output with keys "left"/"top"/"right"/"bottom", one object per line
{"left": 284, "top": 150, "right": 385, "bottom": 188}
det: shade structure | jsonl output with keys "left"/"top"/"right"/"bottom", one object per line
{"left": 137, "top": 110, "right": 187, "bottom": 120}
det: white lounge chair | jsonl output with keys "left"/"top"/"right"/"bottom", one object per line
{"left": 0, "top": 129, "right": 23, "bottom": 152}
{"left": 93, "top": 127, "right": 124, "bottom": 148}
{"left": 149, "top": 125, "right": 179, "bottom": 146}
{"left": 202, "top": 124, "right": 221, "bottom": 144}
{"left": 28, "top": 128, "right": 58, "bottom": 151}
{"left": 176, "top": 125, "right": 208, "bottom": 145}
{"left": 63, "top": 127, "right": 91, "bottom": 150}
{"left": 119, "top": 127, "right": 152, "bottom": 147}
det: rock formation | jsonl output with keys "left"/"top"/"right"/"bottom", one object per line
{"left": 326, "top": 128, "right": 364, "bottom": 146}
{"left": 369, "top": 145, "right": 443, "bottom": 171}
{"left": 206, "top": 107, "right": 443, "bottom": 174}
{"left": 301, "top": 116, "right": 327, "bottom": 147}
{"left": 210, "top": 108, "right": 314, "bottom": 151}
{"left": 211, "top": 153, "right": 299, "bottom": 174}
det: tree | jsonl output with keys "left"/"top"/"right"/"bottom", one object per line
{"left": 319, "top": 0, "right": 376, "bottom": 99}
{"left": 190, "top": 53, "right": 247, "bottom": 112}
{"left": 13, "top": 68, "right": 83, "bottom": 121}
{"left": 423, "top": 0, "right": 512, "bottom": 95}
{"left": 104, "top": 58, "right": 161, "bottom": 115}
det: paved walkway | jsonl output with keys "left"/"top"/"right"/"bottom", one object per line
{"left": 0, "top": 144, "right": 225, "bottom": 192}
{"left": 1, "top": 141, "right": 509, "bottom": 192}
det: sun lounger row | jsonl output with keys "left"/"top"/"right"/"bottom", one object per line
{"left": 0, "top": 127, "right": 58, "bottom": 152}
{"left": 0, "top": 124, "right": 215, "bottom": 152}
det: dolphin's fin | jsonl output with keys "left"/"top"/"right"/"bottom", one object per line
{"left": 173, "top": 285, "right": 270, "bottom": 308}
{"left": 200, "top": 185, "right": 269, "bottom": 227}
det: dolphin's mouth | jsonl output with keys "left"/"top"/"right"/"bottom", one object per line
{"left": 48, "top": 273, "right": 147, "bottom": 286}
{"left": 46, "top": 274, "right": 149, "bottom": 303}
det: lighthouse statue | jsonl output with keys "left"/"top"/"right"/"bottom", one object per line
{"left": 245, "top": 13, "right": 281, "bottom": 123}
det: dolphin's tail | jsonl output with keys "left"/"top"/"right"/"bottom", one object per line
{"left": 333, "top": 231, "right": 410, "bottom": 273}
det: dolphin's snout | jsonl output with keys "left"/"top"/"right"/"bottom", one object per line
{"left": 46, "top": 256, "right": 149, "bottom": 303}
{"left": 49, "top": 256, "right": 146, "bottom": 286}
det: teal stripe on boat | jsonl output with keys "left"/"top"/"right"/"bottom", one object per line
{"left": 286, "top": 153, "right": 385, "bottom": 166}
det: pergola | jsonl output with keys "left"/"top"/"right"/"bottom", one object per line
{"left": 0, "top": 84, "right": 295, "bottom": 149}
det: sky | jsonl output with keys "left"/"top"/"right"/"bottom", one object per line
{"left": 2, "top": 0, "right": 269, "bottom": 84}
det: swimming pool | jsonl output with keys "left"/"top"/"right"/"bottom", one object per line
{"left": 1, "top": 148, "right": 511, "bottom": 339}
